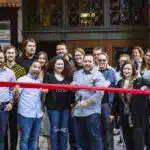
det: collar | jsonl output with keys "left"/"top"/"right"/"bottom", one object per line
{"left": 23, "top": 56, "right": 35, "bottom": 60}
{"left": 83, "top": 68, "right": 95, "bottom": 74}
{"left": 27, "top": 73, "right": 39, "bottom": 80}
{"left": 5, "top": 63, "right": 17, "bottom": 68}
{"left": 0, "top": 66, "right": 7, "bottom": 72}
{"left": 99, "top": 65, "right": 109, "bottom": 71}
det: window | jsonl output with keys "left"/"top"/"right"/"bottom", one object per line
{"left": 24, "top": 0, "right": 63, "bottom": 28}
{"left": 110, "top": 0, "right": 145, "bottom": 25}
{"left": 67, "top": 0, "right": 104, "bottom": 27}
{"left": 40, "top": 0, "right": 62, "bottom": 27}
{"left": 23, "top": 0, "right": 147, "bottom": 29}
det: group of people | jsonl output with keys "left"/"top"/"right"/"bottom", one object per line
{"left": 0, "top": 38, "right": 150, "bottom": 150}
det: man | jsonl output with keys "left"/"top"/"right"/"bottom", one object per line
{"left": 4, "top": 45, "right": 26, "bottom": 150}
{"left": 73, "top": 54, "right": 105, "bottom": 150}
{"left": 92, "top": 47, "right": 103, "bottom": 69}
{"left": 56, "top": 42, "right": 74, "bottom": 66}
{"left": 0, "top": 51, "right": 16, "bottom": 150}
{"left": 17, "top": 61, "right": 45, "bottom": 150}
{"left": 56, "top": 42, "right": 68, "bottom": 57}
{"left": 17, "top": 38, "right": 36, "bottom": 73}
{"left": 99, "top": 52, "right": 116, "bottom": 150}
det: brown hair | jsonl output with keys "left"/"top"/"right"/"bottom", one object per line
{"left": 4, "top": 45, "right": 18, "bottom": 56}
{"left": 120, "top": 62, "right": 138, "bottom": 78}
{"left": 74, "top": 47, "right": 85, "bottom": 56}
{"left": 99, "top": 52, "right": 109, "bottom": 61}
{"left": 56, "top": 42, "right": 67, "bottom": 49}
{"left": 132, "top": 46, "right": 144, "bottom": 58}
{"left": 93, "top": 47, "right": 103, "bottom": 52}
{"left": 141, "top": 48, "right": 150, "bottom": 72}
{"left": 119, "top": 54, "right": 131, "bottom": 62}
{"left": 49, "top": 56, "right": 72, "bottom": 77}
{"left": 35, "top": 51, "right": 49, "bottom": 74}
{"left": 23, "top": 38, "right": 36, "bottom": 56}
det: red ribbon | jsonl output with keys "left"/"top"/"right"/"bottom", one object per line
{"left": 0, "top": 81, "right": 149, "bottom": 95}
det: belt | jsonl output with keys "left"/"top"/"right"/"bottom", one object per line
{"left": 0, "top": 101, "right": 9, "bottom": 105}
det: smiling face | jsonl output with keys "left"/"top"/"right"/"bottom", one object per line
{"left": 5, "top": 48, "right": 16, "bottom": 62}
{"left": 54, "top": 59, "right": 64, "bottom": 73}
{"left": 56, "top": 45, "right": 67, "bottom": 57}
{"left": 83, "top": 55, "right": 94, "bottom": 71}
{"left": 144, "top": 51, "right": 150, "bottom": 66}
{"left": 74, "top": 51, "right": 84, "bottom": 65}
{"left": 98, "top": 54, "right": 108, "bottom": 69}
{"left": 132, "top": 48, "right": 141, "bottom": 61}
{"left": 30, "top": 61, "right": 41, "bottom": 77}
{"left": 38, "top": 54, "right": 46, "bottom": 67}
{"left": 122, "top": 64, "right": 133, "bottom": 79}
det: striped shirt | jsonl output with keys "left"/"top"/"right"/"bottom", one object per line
{"left": 0, "top": 67, "right": 16, "bottom": 102}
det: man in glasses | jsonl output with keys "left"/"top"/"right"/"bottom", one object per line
{"left": 93, "top": 47, "right": 103, "bottom": 69}
{"left": 99, "top": 52, "right": 116, "bottom": 150}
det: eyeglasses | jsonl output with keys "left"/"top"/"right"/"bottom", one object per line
{"left": 98, "top": 59, "right": 106, "bottom": 62}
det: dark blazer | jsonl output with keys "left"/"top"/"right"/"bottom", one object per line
{"left": 111, "top": 78, "right": 147, "bottom": 128}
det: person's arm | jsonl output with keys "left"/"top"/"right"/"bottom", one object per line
{"left": 43, "top": 73, "right": 51, "bottom": 92}
{"left": 106, "top": 69, "right": 116, "bottom": 87}
{"left": 77, "top": 72, "right": 105, "bottom": 107}
{"left": 5, "top": 73, "right": 17, "bottom": 111}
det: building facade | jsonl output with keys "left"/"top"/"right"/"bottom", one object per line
{"left": 22, "top": 0, "right": 149, "bottom": 65}
{"left": 0, "top": 0, "right": 20, "bottom": 49}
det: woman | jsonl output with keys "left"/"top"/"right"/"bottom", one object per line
{"left": 43, "top": 56, "right": 74, "bottom": 150}
{"left": 131, "top": 46, "right": 144, "bottom": 72}
{"left": 36, "top": 51, "right": 51, "bottom": 150}
{"left": 140, "top": 51, "right": 150, "bottom": 150}
{"left": 116, "top": 54, "right": 131, "bottom": 82}
{"left": 111, "top": 62, "right": 147, "bottom": 150}
{"left": 141, "top": 49, "right": 150, "bottom": 74}
{"left": 74, "top": 47, "right": 85, "bottom": 71}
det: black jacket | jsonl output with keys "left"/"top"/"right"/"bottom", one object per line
{"left": 111, "top": 78, "right": 148, "bottom": 128}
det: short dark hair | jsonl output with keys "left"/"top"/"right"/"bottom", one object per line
{"left": 56, "top": 42, "right": 67, "bottom": 49}
{"left": 99, "top": 52, "right": 109, "bottom": 61}
{"left": 49, "top": 56, "right": 72, "bottom": 77}
{"left": 120, "top": 61, "right": 138, "bottom": 78}
{"left": 93, "top": 47, "right": 103, "bottom": 52}
{"left": 35, "top": 51, "right": 49, "bottom": 73}
{"left": 31, "top": 60, "right": 41, "bottom": 67}
{"left": 4, "top": 45, "right": 18, "bottom": 56}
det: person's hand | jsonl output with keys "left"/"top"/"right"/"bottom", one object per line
{"left": 109, "top": 115, "right": 114, "bottom": 122}
{"left": 141, "top": 86, "right": 148, "bottom": 91}
{"left": 13, "top": 85, "right": 20, "bottom": 99}
{"left": 41, "top": 88, "right": 48, "bottom": 93}
{"left": 77, "top": 100, "right": 89, "bottom": 107}
{"left": 70, "top": 81, "right": 76, "bottom": 85}
{"left": 105, "top": 81, "right": 111, "bottom": 87}
{"left": 5, "top": 103, "right": 13, "bottom": 112}
{"left": 42, "top": 112, "right": 45, "bottom": 120}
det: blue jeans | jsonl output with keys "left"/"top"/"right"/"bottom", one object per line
{"left": 18, "top": 114, "right": 42, "bottom": 150}
{"left": 0, "top": 105, "right": 9, "bottom": 150}
{"left": 76, "top": 113, "right": 102, "bottom": 150}
{"left": 48, "top": 109, "right": 70, "bottom": 150}
{"left": 69, "top": 115, "right": 82, "bottom": 150}
{"left": 101, "top": 103, "right": 114, "bottom": 150}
